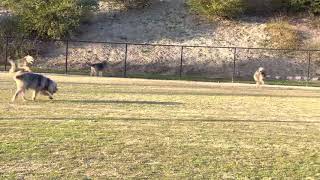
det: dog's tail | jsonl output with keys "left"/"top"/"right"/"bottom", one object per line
{"left": 8, "top": 58, "right": 16, "bottom": 73}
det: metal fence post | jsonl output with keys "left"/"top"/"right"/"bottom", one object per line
{"left": 307, "top": 51, "right": 311, "bottom": 86}
{"left": 124, "top": 43, "right": 128, "bottom": 78}
{"left": 65, "top": 40, "right": 69, "bottom": 74}
{"left": 4, "top": 37, "right": 9, "bottom": 71}
{"left": 179, "top": 46, "right": 184, "bottom": 79}
{"left": 232, "top": 48, "right": 237, "bottom": 83}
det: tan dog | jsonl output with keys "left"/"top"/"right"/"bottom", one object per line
{"left": 253, "top": 67, "right": 266, "bottom": 87}
{"left": 8, "top": 55, "right": 35, "bottom": 73}
{"left": 11, "top": 72, "right": 58, "bottom": 102}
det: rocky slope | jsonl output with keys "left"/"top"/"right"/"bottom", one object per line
{"left": 2, "top": 1, "right": 320, "bottom": 80}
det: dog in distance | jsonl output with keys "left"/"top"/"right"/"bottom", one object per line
{"left": 11, "top": 72, "right": 58, "bottom": 102}
{"left": 253, "top": 67, "right": 266, "bottom": 87}
{"left": 8, "top": 55, "right": 35, "bottom": 73}
{"left": 88, "top": 61, "right": 107, "bottom": 77}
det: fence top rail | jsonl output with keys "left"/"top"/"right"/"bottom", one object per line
{"left": 3, "top": 36, "right": 320, "bottom": 52}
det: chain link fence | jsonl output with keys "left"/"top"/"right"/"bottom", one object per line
{"left": 1, "top": 37, "right": 320, "bottom": 85}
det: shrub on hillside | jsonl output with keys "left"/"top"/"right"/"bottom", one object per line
{"left": 106, "top": 0, "right": 151, "bottom": 9}
{"left": 290, "top": 0, "right": 320, "bottom": 14}
{"left": 187, "top": 0, "right": 246, "bottom": 19}
{"left": 2, "top": 0, "right": 98, "bottom": 39}
{"left": 264, "top": 20, "right": 301, "bottom": 49}
{"left": 0, "top": 17, "right": 41, "bottom": 60}
{"left": 187, "top": 0, "right": 320, "bottom": 18}
{"left": 0, "top": 17, "right": 19, "bottom": 38}
{"left": 244, "top": 0, "right": 290, "bottom": 14}
{"left": 246, "top": 0, "right": 320, "bottom": 15}
{"left": 311, "top": 17, "right": 320, "bottom": 28}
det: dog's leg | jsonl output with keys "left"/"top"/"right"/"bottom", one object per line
{"left": 11, "top": 89, "right": 25, "bottom": 102}
{"left": 90, "top": 67, "right": 94, "bottom": 76}
{"left": 11, "top": 90, "right": 21, "bottom": 102}
{"left": 20, "top": 90, "right": 27, "bottom": 102}
{"left": 90, "top": 67, "right": 97, "bottom": 76}
{"left": 258, "top": 76, "right": 264, "bottom": 88}
{"left": 99, "top": 71, "right": 103, "bottom": 77}
{"left": 32, "top": 90, "right": 39, "bottom": 101}
{"left": 23, "top": 66, "right": 32, "bottom": 72}
{"left": 91, "top": 68, "right": 98, "bottom": 76}
{"left": 45, "top": 91, "right": 54, "bottom": 100}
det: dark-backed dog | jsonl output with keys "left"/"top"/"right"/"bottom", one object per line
{"left": 253, "top": 67, "right": 266, "bottom": 87}
{"left": 88, "top": 61, "right": 107, "bottom": 77}
{"left": 12, "top": 72, "right": 58, "bottom": 102}
{"left": 8, "top": 55, "right": 35, "bottom": 73}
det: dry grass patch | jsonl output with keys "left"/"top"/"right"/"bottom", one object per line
{"left": 308, "top": 42, "right": 320, "bottom": 50}
{"left": 264, "top": 19, "right": 301, "bottom": 49}
{"left": 310, "top": 17, "right": 320, "bottom": 29}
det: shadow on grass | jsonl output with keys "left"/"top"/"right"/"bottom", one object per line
{"left": 5, "top": 69, "right": 319, "bottom": 87}
{"left": 54, "top": 99, "right": 182, "bottom": 105}
{"left": 1, "top": 117, "right": 319, "bottom": 124}
{"left": 97, "top": 91, "right": 320, "bottom": 99}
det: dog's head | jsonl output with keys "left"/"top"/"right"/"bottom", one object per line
{"left": 24, "top": 55, "right": 35, "bottom": 64}
{"left": 48, "top": 81, "right": 58, "bottom": 94}
{"left": 258, "top": 67, "right": 266, "bottom": 77}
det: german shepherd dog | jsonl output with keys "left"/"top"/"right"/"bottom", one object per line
{"left": 8, "top": 55, "right": 35, "bottom": 73}
{"left": 88, "top": 61, "right": 107, "bottom": 77}
{"left": 11, "top": 72, "right": 58, "bottom": 102}
{"left": 253, "top": 67, "right": 266, "bottom": 87}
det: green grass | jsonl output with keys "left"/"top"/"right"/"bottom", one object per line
{"left": 126, "top": 73, "right": 320, "bottom": 87}
{"left": 1, "top": 66, "right": 320, "bottom": 87}
{"left": 0, "top": 72, "right": 320, "bottom": 179}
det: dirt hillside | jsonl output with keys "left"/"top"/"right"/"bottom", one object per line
{"left": 2, "top": 1, "right": 320, "bottom": 80}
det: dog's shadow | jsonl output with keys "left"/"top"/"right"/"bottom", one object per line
{"left": 54, "top": 99, "right": 182, "bottom": 106}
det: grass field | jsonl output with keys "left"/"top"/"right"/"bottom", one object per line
{"left": 0, "top": 72, "right": 319, "bottom": 179}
